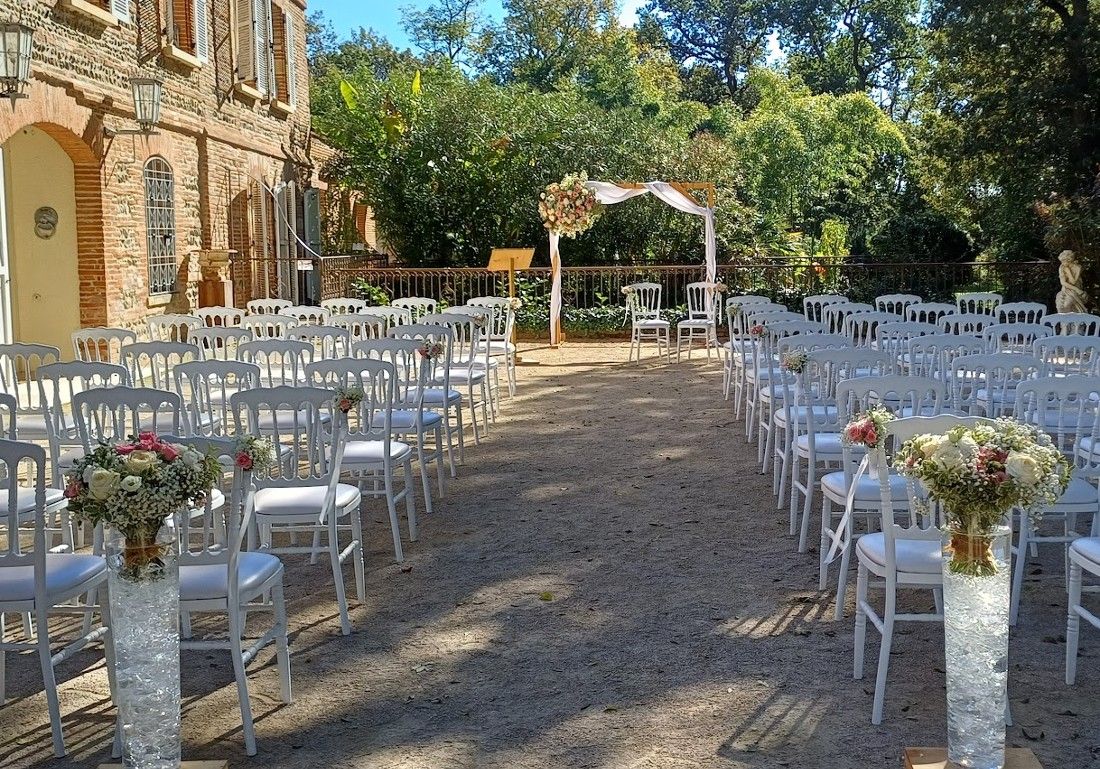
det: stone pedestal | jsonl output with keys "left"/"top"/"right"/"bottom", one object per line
{"left": 195, "top": 249, "right": 236, "bottom": 308}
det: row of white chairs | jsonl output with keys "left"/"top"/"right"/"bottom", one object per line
{"left": 722, "top": 293, "right": 1100, "bottom": 725}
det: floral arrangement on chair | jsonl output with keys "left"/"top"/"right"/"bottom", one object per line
{"left": 749, "top": 323, "right": 766, "bottom": 338}
{"left": 621, "top": 285, "right": 637, "bottom": 296}
{"left": 509, "top": 297, "right": 523, "bottom": 310}
{"left": 843, "top": 405, "right": 894, "bottom": 449}
{"left": 781, "top": 350, "right": 808, "bottom": 374}
{"left": 418, "top": 341, "right": 445, "bottom": 359}
{"left": 539, "top": 171, "right": 601, "bottom": 238}
{"left": 64, "top": 434, "right": 220, "bottom": 578}
{"left": 727, "top": 305, "right": 741, "bottom": 318}
{"left": 895, "top": 419, "right": 1069, "bottom": 574}
{"left": 710, "top": 282, "right": 727, "bottom": 293}
{"left": 333, "top": 385, "right": 365, "bottom": 414}
{"left": 471, "top": 315, "right": 488, "bottom": 330}
{"left": 233, "top": 435, "right": 274, "bottom": 472}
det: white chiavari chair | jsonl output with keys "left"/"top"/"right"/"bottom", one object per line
{"left": 757, "top": 320, "right": 826, "bottom": 468}
{"left": 423, "top": 312, "right": 490, "bottom": 443}
{"left": 874, "top": 293, "right": 922, "bottom": 316}
{"left": 469, "top": 296, "right": 518, "bottom": 397}
{"left": 240, "top": 314, "right": 298, "bottom": 340}
{"left": 287, "top": 324, "right": 352, "bottom": 360}
{"left": 956, "top": 291, "right": 1002, "bottom": 315}
{"left": 388, "top": 324, "right": 463, "bottom": 469}
{"left": 321, "top": 297, "right": 368, "bottom": 315}
{"left": 904, "top": 333, "right": 984, "bottom": 380}
{"left": 72, "top": 327, "right": 137, "bottom": 365}
{"left": 147, "top": 314, "right": 202, "bottom": 343}
{"left": 905, "top": 302, "right": 956, "bottom": 325}
{"left": 939, "top": 312, "right": 997, "bottom": 336}
{"left": 625, "top": 282, "right": 670, "bottom": 363}
{"left": 1034, "top": 335, "right": 1100, "bottom": 377}
{"left": 823, "top": 302, "right": 874, "bottom": 335}
{"left": 119, "top": 341, "right": 200, "bottom": 390}
{"left": 0, "top": 343, "right": 61, "bottom": 441}
{"left": 246, "top": 298, "right": 291, "bottom": 315}
{"left": 844, "top": 311, "right": 901, "bottom": 348}
{"left": 238, "top": 339, "right": 313, "bottom": 388}
{"left": 741, "top": 309, "right": 804, "bottom": 436}
{"left": 874, "top": 321, "right": 937, "bottom": 366}
{"left": 676, "top": 281, "right": 719, "bottom": 361}
{"left": 371, "top": 306, "right": 413, "bottom": 328}
{"left": 803, "top": 294, "right": 848, "bottom": 324}
{"left": 981, "top": 322, "right": 1053, "bottom": 354}
{"left": 190, "top": 327, "right": 254, "bottom": 362}
{"left": 283, "top": 305, "right": 331, "bottom": 325}
{"left": 232, "top": 387, "right": 363, "bottom": 635}
{"left": 1043, "top": 312, "right": 1100, "bottom": 336}
{"left": 725, "top": 302, "right": 787, "bottom": 409}
{"left": 330, "top": 313, "right": 387, "bottom": 344}
{"left": 172, "top": 360, "right": 260, "bottom": 437}
{"left": 997, "top": 301, "right": 1046, "bottom": 324}
{"left": 949, "top": 352, "right": 1043, "bottom": 417}
{"left": 391, "top": 297, "right": 437, "bottom": 323}
{"left": 196, "top": 306, "right": 245, "bottom": 328}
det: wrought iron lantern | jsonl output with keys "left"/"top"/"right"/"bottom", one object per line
{"left": 0, "top": 22, "right": 33, "bottom": 107}
{"left": 130, "top": 76, "right": 162, "bottom": 132}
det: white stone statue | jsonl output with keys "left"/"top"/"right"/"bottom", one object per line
{"left": 1056, "top": 249, "right": 1090, "bottom": 314}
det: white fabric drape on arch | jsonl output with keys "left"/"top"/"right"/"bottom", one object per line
{"left": 547, "top": 180, "right": 716, "bottom": 345}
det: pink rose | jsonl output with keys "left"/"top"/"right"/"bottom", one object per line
{"left": 116, "top": 444, "right": 136, "bottom": 455}
{"left": 64, "top": 480, "right": 81, "bottom": 499}
{"left": 863, "top": 428, "right": 877, "bottom": 446}
{"left": 158, "top": 444, "right": 179, "bottom": 462}
{"left": 235, "top": 452, "right": 254, "bottom": 471}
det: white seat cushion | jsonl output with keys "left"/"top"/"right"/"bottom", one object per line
{"left": 57, "top": 446, "right": 85, "bottom": 468}
{"left": 342, "top": 439, "right": 412, "bottom": 464}
{"left": 1052, "top": 473, "right": 1099, "bottom": 507}
{"left": 253, "top": 483, "right": 360, "bottom": 518}
{"left": 374, "top": 409, "right": 442, "bottom": 431}
{"left": 634, "top": 319, "right": 670, "bottom": 329}
{"left": 820, "top": 470, "right": 908, "bottom": 501}
{"left": 856, "top": 532, "right": 942, "bottom": 574}
{"left": 15, "top": 413, "right": 51, "bottom": 438}
{"left": 257, "top": 409, "right": 331, "bottom": 432}
{"left": 1070, "top": 537, "right": 1100, "bottom": 570}
{"left": 476, "top": 340, "right": 516, "bottom": 355}
{"left": 179, "top": 552, "right": 282, "bottom": 602}
{"left": 795, "top": 432, "right": 857, "bottom": 456}
{"left": 419, "top": 388, "right": 462, "bottom": 405}
{"left": 677, "top": 319, "right": 713, "bottom": 329}
{"left": 3, "top": 487, "right": 66, "bottom": 518}
{"left": 439, "top": 370, "right": 486, "bottom": 385}
{"left": 0, "top": 553, "right": 105, "bottom": 602}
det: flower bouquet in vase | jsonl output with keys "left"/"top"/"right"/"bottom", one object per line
{"left": 65, "top": 434, "right": 219, "bottom": 768}
{"left": 842, "top": 405, "right": 894, "bottom": 479}
{"left": 895, "top": 419, "right": 1069, "bottom": 769}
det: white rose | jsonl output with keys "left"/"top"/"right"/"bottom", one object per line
{"left": 124, "top": 450, "right": 159, "bottom": 473}
{"left": 957, "top": 436, "right": 979, "bottom": 459}
{"left": 920, "top": 435, "right": 945, "bottom": 458}
{"left": 120, "top": 475, "right": 142, "bottom": 492}
{"left": 88, "top": 469, "right": 121, "bottom": 500}
{"left": 83, "top": 465, "right": 96, "bottom": 484}
{"left": 1005, "top": 452, "right": 1041, "bottom": 486}
{"left": 931, "top": 442, "right": 967, "bottom": 471}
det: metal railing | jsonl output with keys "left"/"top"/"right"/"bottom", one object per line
{"left": 315, "top": 257, "right": 1059, "bottom": 332}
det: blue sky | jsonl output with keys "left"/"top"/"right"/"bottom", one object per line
{"left": 311, "top": 0, "right": 647, "bottom": 47}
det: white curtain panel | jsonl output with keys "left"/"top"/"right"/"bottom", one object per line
{"left": 546, "top": 181, "right": 716, "bottom": 344}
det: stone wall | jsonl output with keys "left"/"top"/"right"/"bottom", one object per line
{"left": 0, "top": 0, "right": 314, "bottom": 337}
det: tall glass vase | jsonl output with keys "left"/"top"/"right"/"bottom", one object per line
{"left": 105, "top": 516, "right": 181, "bottom": 769}
{"left": 941, "top": 524, "right": 1011, "bottom": 769}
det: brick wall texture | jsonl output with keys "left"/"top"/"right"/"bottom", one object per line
{"left": 0, "top": 0, "right": 316, "bottom": 335}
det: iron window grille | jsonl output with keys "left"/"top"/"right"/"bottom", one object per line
{"left": 144, "top": 157, "right": 177, "bottom": 295}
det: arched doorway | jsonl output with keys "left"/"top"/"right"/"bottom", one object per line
{"left": 1, "top": 125, "right": 84, "bottom": 355}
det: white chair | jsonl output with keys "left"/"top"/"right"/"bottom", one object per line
{"left": 874, "top": 321, "right": 937, "bottom": 365}
{"left": 854, "top": 415, "right": 984, "bottom": 724}
{"left": 72, "top": 386, "right": 184, "bottom": 452}
{"left": 388, "top": 324, "right": 463, "bottom": 472}
{"left": 755, "top": 320, "right": 826, "bottom": 468}
{"left": 905, "top": 302, "right": 956, "bottom": 325}
{"left": 119, "top": 341, "right": 200, "bottom": 390}
{"left": 190, "top": 327, "right": 254, "bottom": 362}
{"left": 308, "top": 358, "right": 418, "bottom": 562}
{"left": 741, "top": 309, "right": 805, "bottom": 437}
{"left": 0, "top": 343, "right": 61, "bottom": 440}
{"left": 371, "top": 306, "right": 413, "bottom": 328}
{"left": 1034, "top": 335, "right": 1100, "bottom": 377}
{"left": 197, "top": 305, "right": 245, "bottom": 328}
{"left": 443, "top": 306, "right": 502, "bottom": 418}
{"left": 231, "top": 386, "right": 363, "bottom": 635}
{"left": 904, "top": 333, "right": 984, "bottom": 380}
{"left": 287, "top": 324, "right": 352, "bottom": 359}
{"left": 1012, "top": 376, "right": 1100, "bottom": 625}
{"left": 72, "top": 327, "right": 137, "bottom": 364}
{"left": 172, "top": 360, "right": 260, "bottom": 437}
{"left": 949, "top": 352, "right": 1043, "bottom": 417}
{"left": 36, "top": 361, "right": 131, "bottom": 487}
{"left": 330, "top": 313, "right": 387, "bottom": 344}
{"left": 874, "top": 294, "right": 922, "bottom": 316}
{"left": 676, "top": 282, "right": 719, "bottom": 361}
{"left": 825, "top": 377, "right": 948, "bottom": 613}
{"left": 238, "top": 339, "right": 313, "bottom": 388}
{"left": 939, "top": 312, "right": 997, "bottom": 336}
{"left": 321, "top": 297, "right": 369, "bottom": 315}
{"left": 803, "top": 294, "right": 848, "bottom": 324}
{"left": 423, "top": 312, "right": 490, "bottom": 445}
{"left": 725, "top": 302, "right": 788, "bottom": 410}
{"left": 956, "top": 291, "right": 1002, "bottom": 315}
{"left": 823, "top": 302, "right": 874, "bottom": 335}
{"left": 997, "top": 302, "right": 1047, "bottom": 324}
{"left": 354, "top": 338, "right": 448, "bottom": 506}
{"left": 391, "top": 297, "right": 437, "bottom": 323}
{"left": 1043, "top": 312, "right": 1100, "bottom": 336}
{"left": 0, "top": 439, "right": 111, "bottom": 756}
{"left": 625, "top": 282, "right": 670, "bottom": 363}
{"left": 240, "top": 314, "right": 298, "bottom": 340}
{"left": 173, "top": 437, "right": 291, "bottom": 756}
{"left": 844, "top": 311, "right": 900, "bottom": 348}
{"left": 981, "top": 322, "right": 1053, "bottom": 354}
{"left": 283, "top": 305, "right": 331, "bottom": 325}
{"left": 147, "top": 314, "right": 202, "bottom": 343}
{"left": 246, "top": 298, "right": 291, "bottom": 315}
{"left": 468, "top": 296, "right": 518, "bottom": 397}
{"left": 1067, "top": 534, "right": 1100, "bottom": 685}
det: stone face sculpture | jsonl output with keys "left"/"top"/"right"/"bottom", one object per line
{"left": 1056, "top": 249, "right": 1090, "bottom": 313}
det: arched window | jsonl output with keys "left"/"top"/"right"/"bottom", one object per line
{"left": 143, "top": 157, "right": 177, "bottom": 295}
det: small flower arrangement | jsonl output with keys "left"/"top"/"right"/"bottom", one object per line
{"left": 895, "top": 419, "right": 1070, "bottom": 574}
{"left": 843, "top": 405, "right": 895, "bottom": 449}
{"left": 509, "top": 297, "right": 523, "bottom": 310}
{"left": 749, "top": 323, "right": 766, "bottom": 338}
{"left": 539, "top": 171, "right": 601, "bottom": 238}
{"left": 727, "top": 305, "right": 741, "bottom": 318}
{"left": 471, "top": 315, "right": 488, "bottom": 329}
{"left": 64, "top": 434, "right": 220, "bottom": 579}
{"left": 334, "top": 385, "right": 365, "bottom": 414}
{"left": 781, "top": 350, "right": 808, "bottom": 374}
{"left": 418, "top": 341, "right": 445, "bottom": 359}
{"left": 710, "top": 282, "right": 727, "bottom": 293}
{"left": 621, "top": 285, "right": 637, "bottom": 296}
{"left": 233, "top": 435, "right": 274, "bottom": 472}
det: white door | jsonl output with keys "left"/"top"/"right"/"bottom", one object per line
{"left": 0, "top": 146, "right": 14, "bottom": 345}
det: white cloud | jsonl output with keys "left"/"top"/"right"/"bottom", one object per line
{"left": 619, "top": 0, "right": 646, "bottom": 26}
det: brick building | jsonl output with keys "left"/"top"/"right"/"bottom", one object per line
{"left": 0, "top": 0, "right": 323, "bottom": 354}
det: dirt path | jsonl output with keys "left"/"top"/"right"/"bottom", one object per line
{"left": 3, "top": 341, "right": 1098, "bottom": 768}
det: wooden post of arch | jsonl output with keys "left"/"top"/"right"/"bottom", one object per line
{"left": 614, "top": 181, "right": 716, "bottom": 209}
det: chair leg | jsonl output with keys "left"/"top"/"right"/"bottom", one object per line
{"left": 36, "top": 606, "right": 66, "bottom": 757}
{"left": 871, "top": 591, "right": 896, "bottom": 725}
{"left": 416, "top": 442, "right": 434, "bottom": 515}
{"left": 434, "top": 424, "right": 451, "bottom": 489}
{"left": 818, "top": 497, "right": 831, "bottom": 589}
{"left": 328, "top": 527, "right": 352, "bottom": 636}
{"left": 454, "top": 402, "right": 466, "bottom": 463}
{"left": 800, "top": 463, "right": 817, "bottom": 553}
{"left": 1010, "top": 518, "right": 1029, "bottom": 626}
{"left": 402, "top": 457, "right": 418, "bottom": 541}
{"left": 228, "top": 610, "right": 257, "bottom": 756}
{"left": 349, "top": 507, "right": 367, "bottom": 603}
{"left": 854, "top": 564, "right": 868, "bottom": 679}
{"left": 271, "top": 578, "right": 293, "bottom": 703}
{"left": 835, "top": 525, "right": 853, "bottom": 621}
{"left": 1066, "top": 561, "right": 1083, "bottom": 685}
{"left": 384, "top": 483, "right": 404, "bottom": 563}
{"left": 468, "top": 387, "right": 482, "bottom": 445}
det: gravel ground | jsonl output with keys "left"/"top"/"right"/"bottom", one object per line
{"left": 2, "top": 341, "right": 1098, "bottom": 768}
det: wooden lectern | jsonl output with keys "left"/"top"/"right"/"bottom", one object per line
{"left": 487, "top": 248, "right": 535, "bottom": 347}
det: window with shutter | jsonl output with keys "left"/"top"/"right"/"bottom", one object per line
{"left": 270, "top": 7, "right": 287, "bottom": 101}
{"left": 194, "top": 0, "right": 209, "bottom": 61}
{"left": 234, "top": 0, "right": 255, "bottom": 84}
{"left": 111, "top": 0, "right": 130, "bottom": 22}
{"left": 285, "top": 13, "right": 297, "bottom": 107}
{"left": 167, "top": 0, "right": 195, "bottom": 53}
{"left": 253, "top": 0, "right": 270, "bottom": 96}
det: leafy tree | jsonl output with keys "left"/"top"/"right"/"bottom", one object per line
{"left": 638, "top": 0, "right": 775, "bottom": 102}
{"left": 401, "top": 0, "right": 483, "bottom": 65}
